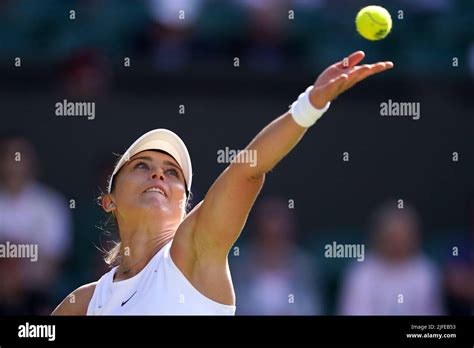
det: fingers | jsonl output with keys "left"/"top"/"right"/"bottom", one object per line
{"left": 342, "top": 61, "right": 394, "bottom": 90}
{"left": 335, "top": 64, "right": 371, "bottom": 91}
{"left": 336, "top": 51, "right": 365, "bottom": 69}
{"left": 325, "top": 73, "right": 349, "bottom": 98}
{"left": 358, "top": 61, "right": 394, "bottom": 81}
{"left": 347, "top": 61, "right": 393, "bottom": 78}
{"left": 319, "top": 59, "right": 394, "bottom": 102}
{"left": 347, "top": 64, "right": 372, "bottom": 78}
{"left": 371, "top": 61, "right": 394, "bottom": 73}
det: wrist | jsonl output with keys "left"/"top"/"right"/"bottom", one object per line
{"left": 308, "top": 88, "right": 330, "bottom": 109}
{"left": 290, "top": 86, "right": 331, "bottom": 128}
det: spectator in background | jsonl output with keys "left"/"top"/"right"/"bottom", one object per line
{"left": 233, "top": 196, "right": 322, "bottom": 315}
{"left": 238, "top": 0, "right": 290, "bottom": 71}
{"left": 338, "top": 201, "right": 443, "bottom": 315}
{"left": 60, "top": 49, "right": 111, "bottom": 98}
{"left": 147, "top": 0, "right": 203, "bottom": 70}
{"left": 0, "top": 135, "right": 72, "bottom": 314}
{"left": 444, "top": 197, "right": 474, "bottom": 315}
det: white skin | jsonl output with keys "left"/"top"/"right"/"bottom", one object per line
{"left": 105, "top": 151, "right": 188, "bottom": 280}
{"left": 53, "top": 51, "right": 393, "bottom": 314}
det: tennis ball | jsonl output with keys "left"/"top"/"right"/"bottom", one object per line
{"left": 355, "top": 5, "right": 392, "bottom": 41}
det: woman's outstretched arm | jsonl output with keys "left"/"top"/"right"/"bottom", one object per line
{"left": 186, "top": 51, "right": 393, "bottom": 260}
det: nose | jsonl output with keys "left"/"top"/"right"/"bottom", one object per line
{"left": 151, "top": 167, "right": 165, "bottom": 181}
{"left": 151, "top": 173, "right": 165, "bottom": 181}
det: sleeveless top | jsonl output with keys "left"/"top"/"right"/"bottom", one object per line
{"left": 87, "top": 240, "right": 236, "bottom": 315}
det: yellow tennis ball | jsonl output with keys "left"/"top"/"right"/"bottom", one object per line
{"left": 355, "top": 5, "right": 392, "bottom": 41}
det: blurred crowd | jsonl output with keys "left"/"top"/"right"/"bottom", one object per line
{"left": 0, "top": 1, "right": 473, "bottom": 315}
{"left": 231, "top": 196, "right": 473, "bottom": 315}
{"left": 1, "top": 135, "right": 473, "bottom": 315}
{"left": 0, "top": 0, "right": 472, "bottom": 88}
{"left": 0, "top": 134, "right": 71, "bottom": 314}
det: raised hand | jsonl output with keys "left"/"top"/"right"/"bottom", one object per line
{"left": 309, "top": 51, "right": 394, "bottom": 109}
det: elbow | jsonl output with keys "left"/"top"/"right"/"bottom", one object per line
{"left": 227, "top": 160, "right": 269, "bottom": 183}
{"left": 249, "top": 172, "right": 266, "bottom": 182}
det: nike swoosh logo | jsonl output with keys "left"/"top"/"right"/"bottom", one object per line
{"left": 121, "top": 290, "right": 137, "bottom": 307}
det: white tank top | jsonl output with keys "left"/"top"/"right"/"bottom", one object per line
{"left": 86, "top": 240, "right": 236, "bottom": 315}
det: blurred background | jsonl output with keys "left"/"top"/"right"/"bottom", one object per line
{"left": 0, "top": 0, "right": 473, "bottom": 315}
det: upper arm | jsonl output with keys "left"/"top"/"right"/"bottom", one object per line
{"left": 186, "top": 164, "right": 265, "bottom": 260}
{"left": 51, "top": 282, "right": 96, "bottom": 316}
{"left": 175, "top": 114, "right": 304, "bottom": 263}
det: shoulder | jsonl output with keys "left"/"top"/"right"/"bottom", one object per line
{"left": 343, "top": 255, "right": 376, "bottom": 281}
{"left": 51, "top": 282, "right": 97, "bottom": 315}
{"left": 413, "top": 254, "right": 440, "bottom": 279}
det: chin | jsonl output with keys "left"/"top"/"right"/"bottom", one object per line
{"left": 142, "top": 198, "right": 166, "bottom": 210}
{"left": 141, "top": 198, "right": 174, "bottom": 215}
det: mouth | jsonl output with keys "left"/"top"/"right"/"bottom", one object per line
{"left": 143, "top": 185, "right": 167, "bottom": 197}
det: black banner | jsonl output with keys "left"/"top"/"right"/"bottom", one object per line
{"left": 0, "top": 316, "right": 472, "bottom": 346}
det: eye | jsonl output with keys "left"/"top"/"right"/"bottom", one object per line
{"left": 134, "top": 161, "right": 149, "bottom": 170}
{"left": 165, "top": 168, "right": 179, "bottom": 177}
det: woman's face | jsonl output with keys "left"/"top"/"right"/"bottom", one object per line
{"left": 110, "top": 150, "right": 187, "bottom": 225}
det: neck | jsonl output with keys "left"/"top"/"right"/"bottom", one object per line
{"left": 114, "top": 222, "right": 176, "bottom": 281}
{"left": 3, "top": 181, "right": 29, "bottom": 196}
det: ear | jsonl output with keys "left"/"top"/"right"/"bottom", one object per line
{"left": 179, "top": 198, "right": 187, "bottom": 220}
{"left": 102, "top": 193, "right": 116, "bottom": 213}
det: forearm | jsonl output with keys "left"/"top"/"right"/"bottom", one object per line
{"left": 228, "top": 51, "right": 393, "bottom": 180}
{"left": 233, "top": 111, "right": 309, "bottom": 179}
{"left": 191, "top": 52, "right": 393, "bottom": 255}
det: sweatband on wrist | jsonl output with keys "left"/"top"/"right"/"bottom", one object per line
{"left": 290, "top": 86, "right": 331, "bottom": 128}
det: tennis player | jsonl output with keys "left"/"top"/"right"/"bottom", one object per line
{"left": 52, "top": 51, "right": 393, "bottom": 315}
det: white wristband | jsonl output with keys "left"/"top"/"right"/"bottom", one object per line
{"left": 290, "top": 86, "right": 330, "bottom": 128}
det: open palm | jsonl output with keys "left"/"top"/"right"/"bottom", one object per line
{"left": 309, "top": 51, "right": 394, "bottom": 109}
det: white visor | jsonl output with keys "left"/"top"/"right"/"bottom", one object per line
{"left": 108, "top": 129, "right": 192, "bottom": 194}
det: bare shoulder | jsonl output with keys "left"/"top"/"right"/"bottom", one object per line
{"left": 51, "top": 282, "right": 97, "bottom": 316}
{"left": 172, "top": 201, "right": 235, "bottom": 306}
